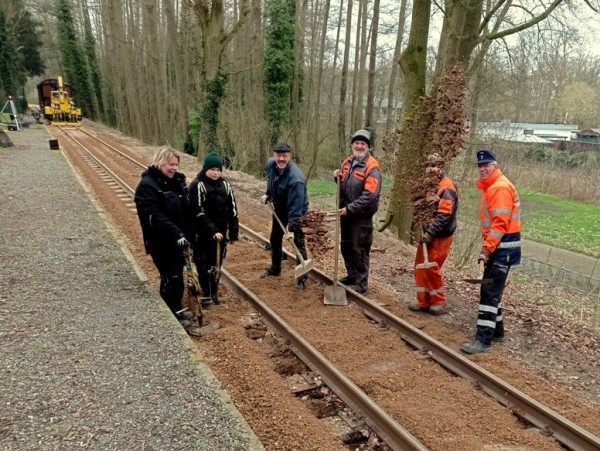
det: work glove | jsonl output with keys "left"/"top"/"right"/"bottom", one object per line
{"left": 478, "top": 247, "right": 491, "bottom": 265}
{"left": 260, "top": 194, "right": 271, "bottom": 204}
{"left": 285, "top": 223, "right": 296, "bottom": 240}
{"left": 420, "top": 230, "right": 433, "bottom": 243}
{"left": 177, "top": 237, "right": 190, "bottom": 247}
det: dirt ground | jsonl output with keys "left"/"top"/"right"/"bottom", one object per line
{"left": 57, "top": 120, "right": 600, "bottom": 450}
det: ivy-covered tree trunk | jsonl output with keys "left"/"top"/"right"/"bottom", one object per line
{"left": 81, "top": 0, "right": 105, "bottom": 121}
{"left": 384, "top": 0, "right": 431, "bottom": 242}
{"left": 0, "top": 11, "right": 19, "bottom": 99}
{"left": 263, "top": 0, "right": 295, "bottom": 146}
{"left": 56, "top": 0, "right": 96, "bottom": 120}
{"left": 191, "top": 0, "right": 251, "bottom": 158}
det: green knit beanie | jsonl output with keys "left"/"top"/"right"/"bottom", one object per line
{"left": 203, "top": 152, "right": 223, "bottom": 171}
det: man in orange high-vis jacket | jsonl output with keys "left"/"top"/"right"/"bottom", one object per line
{"left": 409, "top": 154, "right": 458, "bottom": 315}
{"left": 333, "top": 129, "right": 382, "bottom": 295}
{"left": 461, "top": 150, "right": 521, "bottom": 354}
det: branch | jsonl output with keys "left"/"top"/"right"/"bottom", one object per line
{"left": 479, "top": 0, "right": 564, "bottom": 43}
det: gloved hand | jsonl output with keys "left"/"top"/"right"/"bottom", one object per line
{"left": 420, "top": 230, "right": 433, "bottom": 243}
{"left": 177, "top": 237, "right": 190, "bottom": 247}
{"left": 478, "top": 247, "right": 490, "bottom": 265}
{"left": 261, "top": 194, "right": 271, "bottom": 204}
{"left": 285, "top": 223, "right": 296, "bottom": 240}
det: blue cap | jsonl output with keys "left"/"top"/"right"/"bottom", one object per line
{"left": 476, "top": 150, "right": 496, "bottom": 164}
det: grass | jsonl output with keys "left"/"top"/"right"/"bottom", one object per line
{"left": 518, "top": 188, "right": 600, "bottom": 258}
{"left": 308, "top": 177, "right": 600, "bottom": 259}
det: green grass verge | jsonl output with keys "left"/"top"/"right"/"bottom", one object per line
{"left": 309, "top": 177, "right": 600, "bottom": 258}
{"left": 449, "top": 187, "right": 600, "bottom": 258}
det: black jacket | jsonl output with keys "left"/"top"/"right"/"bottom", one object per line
{"left": 188, "top": 170, "right": 239, "bottom": 244}
{"left": 134, "top": 166, "right": 192, "bottom": 255}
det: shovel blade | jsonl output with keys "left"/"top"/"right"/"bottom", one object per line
{"left": 294, "top": 259, "right": 314, "bottom": 278}
{"left": 187, "top": 321, "right": 220, "bottom": 337}
{"left": 323, "top": 284, "right": 348, "bottom": 306}
{"left": 463, "top": 278, "right": 493, "bottom": 285}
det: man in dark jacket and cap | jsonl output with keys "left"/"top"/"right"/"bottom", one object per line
{"left": 260, "top": 143, "right": 310, "bottom": 290}
{"left": 333, "top": 129, "right": 382, "bottom": 295}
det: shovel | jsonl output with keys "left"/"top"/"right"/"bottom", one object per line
{"left": 415, "top": 242, "right": 438, "bottom": 269}
{"left": 183, "top": 246, "right": 220, "bottom": 336}
{"left": 267, "top": 201, "right": 314, "bottom": 278}
{"left": 324, "top": 179, "right": 348, "bottom": 306}
{"left": 463, "top": 260, "right": 493, "bottom": 285}
{"left": 206, "top": 242, "right": 222, "bottom": 305}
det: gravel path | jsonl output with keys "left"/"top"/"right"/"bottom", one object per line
{"left": 0, "top": 126, "right": 264, "bottom": 450}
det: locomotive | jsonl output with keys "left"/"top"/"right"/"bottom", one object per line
{"left": 37, "top": 76, "right": 82, "bottom": 125}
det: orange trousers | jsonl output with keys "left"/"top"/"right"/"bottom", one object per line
{"left": 413, "top": 235, "right": 453, "bottom": 308}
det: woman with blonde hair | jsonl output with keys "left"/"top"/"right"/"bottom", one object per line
{"left": 134, "top": 146, "right": 194, "bottom": 329}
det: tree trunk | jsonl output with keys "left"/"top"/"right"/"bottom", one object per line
{"left": 364, "top": 0, "right": 380, "bottom": 128}
{"left": 385, "top": 0, "right": 431, "bottom": 242}
{"left": 337, "top": 0, "right": 353, "bottom": 152}
{"left": 385, "top": 0, "right": 407, "bottom": 131}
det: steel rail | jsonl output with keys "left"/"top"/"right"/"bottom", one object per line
{"left": 58, "top": 127, "right": 135, "bottom": 198}
{"left": 77, "top": 127, "right": 147, "bottom": 168}
{"left": 220, "top": 267, "right": 428, "bottom": 451}
{"left": 240, "top": 224, "right": 600, "bottom": 451}
{"left": 54, "top": 131, "right": 599, "bottom": 451}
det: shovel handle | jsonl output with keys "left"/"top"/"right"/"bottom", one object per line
{"left": 422, "top": 242, "right": 430, "bottom": 264}
{"left": 266, "top": 201, "right": 308, "bottom": 265}
{"left": 479, "top": 260, "right": 486, "bottom": 277}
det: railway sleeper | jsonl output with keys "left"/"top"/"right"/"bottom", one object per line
{"left": 244, "top": 317, "right": 392, "bottom": 450}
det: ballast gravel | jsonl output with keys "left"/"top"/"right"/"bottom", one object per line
{"left": 0, "top": 125, "right": 264, "bottom": 450}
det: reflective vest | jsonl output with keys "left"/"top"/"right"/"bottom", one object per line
{"left": 478, "top": 168, "right": 521, "bottom": 266}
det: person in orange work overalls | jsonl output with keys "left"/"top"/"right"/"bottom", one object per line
{"left": 409, "top": 154, "right": 458, "bottom": 315}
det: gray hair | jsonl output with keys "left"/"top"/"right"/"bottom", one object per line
{"left": 150, "top": 146, "right": 181, "bottom": 168}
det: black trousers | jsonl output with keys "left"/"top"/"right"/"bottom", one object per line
{"left": 269, "top": 215, "right": 308, "bottom": 280}
{"left": 475, "top": 262, "right": 510, "bottom": 345}
{"left": 340, "top": 216, "right": 373, "bottom": 292}
{"left": 193, "top": 239, "right": 226, "bottom": 297}
{"left": 150, "top": 249, "right": 185, "bottom": 316}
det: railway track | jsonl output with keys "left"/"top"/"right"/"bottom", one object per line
{"left": 52, "top": 125, "right": 600, "bottom": 451}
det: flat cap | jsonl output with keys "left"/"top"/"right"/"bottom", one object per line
{"left": 272, "top": 143, "right": 292, "bottom": 153}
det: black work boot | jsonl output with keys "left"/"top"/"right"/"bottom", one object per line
{"left": 339, "top": 275, "right": 356, "bottom": 285}
{"left": 260, "top": 266, "right": 281, "bottom": 278}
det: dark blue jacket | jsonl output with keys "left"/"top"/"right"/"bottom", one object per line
{"left": 265, "top": 158, "right": 308, "bottom": 227}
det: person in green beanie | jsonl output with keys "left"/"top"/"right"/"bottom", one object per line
{"left": 188, "top": 152, "right": 239, "bottom": 304}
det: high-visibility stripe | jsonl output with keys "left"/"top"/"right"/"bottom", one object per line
{"left": 490, "top": 207, "right": 511, "bottom": 215}
{"left": 478, "top": 304, "right": 498, "bottom": 313}
{"left": 498, "top": 241, "right": 521, "bottom": 248}
{"left": 477, "top": 319, "right": 497, "bottom": 328}
{"left": 490, "top": 230, "right": 504, "bottom": 239}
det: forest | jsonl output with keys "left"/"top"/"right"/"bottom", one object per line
{"left": 1, "top": 0, "right": 599, "bottom": 239}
